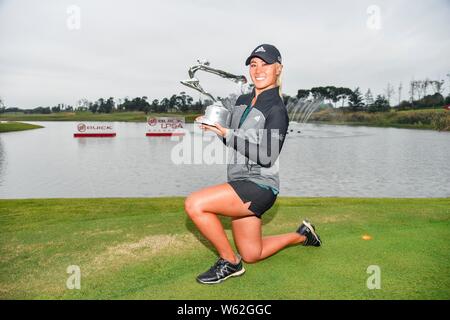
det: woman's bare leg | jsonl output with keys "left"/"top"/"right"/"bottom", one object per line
{"left": 184, "top": 183, "right": 256, "bottom": 264}
{"left": 231, "top": 216, "right": 306, "bottom": 263}
{"left": 261, "top": 234, "right": 305, "bottom": 258}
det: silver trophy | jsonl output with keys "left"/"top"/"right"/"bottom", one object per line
{"left": 180, "top": 59, "right": 247, "bottom": 127}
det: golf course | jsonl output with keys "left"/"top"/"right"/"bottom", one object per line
{"left": 0, "top": 121, "right": 43, "bottom": 133}
{"left": 1, "top": 197, "right": 448, "bottom": 300}
{"left": 1, "top": 108, "right": 449, "bottom": 131}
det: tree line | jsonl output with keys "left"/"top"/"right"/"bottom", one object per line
{"left": 1, "top": 77, "right": 449, "bottom": 114}
{"left": 284, "top": 77, "right": 450, "bottom": 113}
{"left": 0, "top": 92, "right": 213, "bottom": 115}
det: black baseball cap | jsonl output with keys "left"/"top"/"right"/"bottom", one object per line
{"left": 245, "top": 44, "right": 282, "bottom": 66}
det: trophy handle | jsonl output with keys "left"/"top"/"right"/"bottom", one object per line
{"left": 197, "top": 65, "right": 247, "bottom": 85}
{"left": 181, "top": 60, "right": 247, "bottom": 103}
{"left": 179, "top": 78, "right": 216, "bottom": 102}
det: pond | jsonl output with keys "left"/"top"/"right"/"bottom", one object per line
{"left": 0, "top": 121, "right": 449, "bottom": 198}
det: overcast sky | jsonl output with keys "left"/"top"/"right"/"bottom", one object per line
{"left": 0, "top": 0, "right": 449, "bottom": 108}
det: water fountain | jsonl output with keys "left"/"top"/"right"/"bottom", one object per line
{"left": 286, "top": 97, "right": 324, "bottom": 136}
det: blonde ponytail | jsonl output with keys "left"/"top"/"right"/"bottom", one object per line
{"left": 276, "top": 63, "right": 283, "bottom": 98}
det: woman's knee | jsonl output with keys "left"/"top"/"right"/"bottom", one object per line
{"left": 240, "top": 251, "right": 261, "bottom": 264}
{"left": 184, "top": 194, "right": 202, "bottom": 218}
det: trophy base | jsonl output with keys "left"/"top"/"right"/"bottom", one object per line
{"left": 195, "top": 116, "right": 220, "bottom": 127}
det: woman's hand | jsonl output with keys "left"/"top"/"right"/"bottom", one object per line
{"left": 199, "top": 122, "right": 229, "bottom": 137}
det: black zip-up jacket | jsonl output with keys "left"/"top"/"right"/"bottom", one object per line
{"left": 222, "top": 86, "right": 289, "bottom": 191}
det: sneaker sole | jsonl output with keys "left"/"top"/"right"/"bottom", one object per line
{"left": 302, "top": 220, "right": 322, "bottom": 246}
{"left": 196, "top": 268, "right": 246, "bottom": 285}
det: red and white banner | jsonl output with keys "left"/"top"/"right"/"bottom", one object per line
{"left": 73, "top": 122, "right": 116, "bottom": 138}
{"left": 146, "top": 117, "right": 185, "bottom": 137}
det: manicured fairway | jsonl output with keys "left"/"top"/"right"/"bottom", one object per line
{"left": 0, "top": 197, "right": 449, "bottom": 299}
{"left": 0, "top": 121, "right": 43, "bottom": 133}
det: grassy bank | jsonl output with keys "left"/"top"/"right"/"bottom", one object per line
{"left": 0, "top": 121, "right": 44, "bottom": 133}
{"left": 310, "top": 108, "right": 450, "bottom": 131}
{"left": 2, "top": 108, "right": 450, "bottom": 131}
{"left": 0, "top": 197, "right": 449, "bottom": 300}
{"left": 0, "top": 112, "right": 200, "bottom": 123}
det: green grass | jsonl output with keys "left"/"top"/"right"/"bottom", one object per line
{"left": 310, "top": 108, "right": 450, "bottom": 131}
{"left": 2, "top": 109, "right": 449, "bottom": 130}
{"left": 0, "top": 197, "right": 449, "bottom": 300}
{"left": 0, "top": 112, "right": 201, "bottom": 123}
{"left": 0, "top": 121, "right": 44, "bottom": 133}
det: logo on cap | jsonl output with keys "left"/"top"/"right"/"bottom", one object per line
{"left": 255, "top": 46, "right": 266, "bottom": 53}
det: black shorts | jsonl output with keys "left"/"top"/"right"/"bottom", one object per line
{"left": 228, "top": 180, "right": 277, "bottom": 218}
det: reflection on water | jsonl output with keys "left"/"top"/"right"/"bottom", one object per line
{"left": 0, "top": 121, "right": 449, "bottom": 199}
{"left": 287, "top": 122, "right": 372, "bottom": 139}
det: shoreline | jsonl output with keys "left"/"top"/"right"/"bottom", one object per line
{"left": 0, "top": 111, "right": 200, "bottom": 123}
{"left": 308, "top": 108, "right": 450, "bottom": 131}
{"left": 0, "top": 121, "right": 44, "bottom": 133}
{"left": 1, "top": 108, "right": 449, "bottom": 131}
{"left": 307, "top": 120, "right": 437, "bottom": 131}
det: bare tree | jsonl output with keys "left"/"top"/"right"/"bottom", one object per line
{"left": 398, "top": 82, "right": 403, "bottom": 106}
{"left": 75, "top": 98, "right": 91, "bottom": 111}
{"left": 409, "top": 80, "right": 422, "bottom": 102}
{"left": 117, "top": 98, "right": 123, "bottom": 107}
{"left": 446, "top": 73, "right": 450, "bottom": 95}
{"left": 417, "top": 80, "right": 426, "bottom": 100}
{"left": 409, "top": 80, "right": 415, "bottom": 102}
{"left": 424, "top": 78, "right": 431, "bottom": 96}
{"left": 431, "top": 80, "right": 444, "bottom": 95}
{"left": 384, "top": 83, "right": 395, "bottom": 106}
{"left": 364, "top": 89, "right": 374, "bottom": 106}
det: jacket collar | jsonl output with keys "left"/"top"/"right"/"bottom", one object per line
{"left": 250, "top": 86, "right": 281, "bottom": 108}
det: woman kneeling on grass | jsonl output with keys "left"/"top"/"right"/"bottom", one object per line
{"left": 185, "top": 44, "right": 322, "bottom": 285}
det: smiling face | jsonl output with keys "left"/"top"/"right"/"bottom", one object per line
{"left": 249, "top": 57, "right": 282, "bottom": 91}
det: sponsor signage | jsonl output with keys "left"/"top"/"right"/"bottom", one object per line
{"left": 73, "top": 122, "right": 116, "bottom": 138}
{"left": 146, "top": 117, "right": 185, "bottom": 137}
